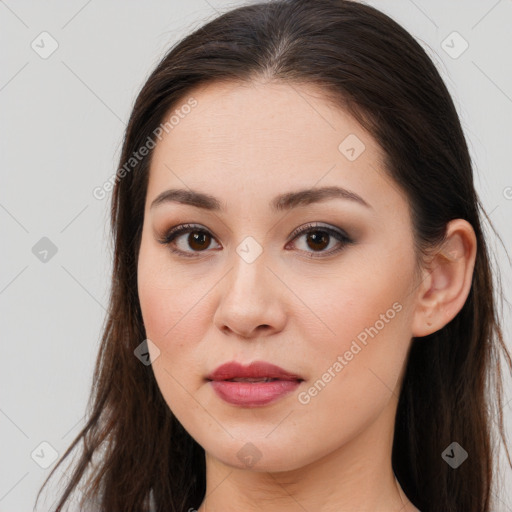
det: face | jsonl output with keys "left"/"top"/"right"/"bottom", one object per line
{"left": 137, "top": 80, "right": 421, "bottom": 472}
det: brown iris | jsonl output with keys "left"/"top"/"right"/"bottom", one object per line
{"left": 305, "top": 230, "right": 330, "bottom": 251}
{"left": 188, "top": 231, "right": 211, "bottom": 251}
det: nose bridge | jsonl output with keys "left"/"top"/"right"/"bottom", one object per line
{"left": 213, "top": 234, "right": 285, "bottom": 337}
{"left": 228, "top": 235, "right": 269, "bottom": 299}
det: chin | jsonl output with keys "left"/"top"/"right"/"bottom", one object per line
{"left": 201, "top": 435, "right": 317, "bottom": 473}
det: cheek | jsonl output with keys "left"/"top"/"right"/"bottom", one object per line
{"left": 137, "top": 258, "right": 205, "bottom": 414}
{"left": 296, "top": 249, "right": 415, "bottom": 402}
{"left": 138, "top": 277, "right": 209, "bottom": 373}
{"left": 137, "top": 253, "right": 210, "bottom": 417}
{"left": 291, "top": 279, "right": 412, "bottom": 456}
{"left": 137, "top": 240, "right": 204, "bottom": 343}
{"left": 298, "top": 265, "right": 410, "bottom": 354}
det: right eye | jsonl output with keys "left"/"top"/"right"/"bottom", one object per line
{"left": 158, "top": 223, "right": 221, "bottom": 258}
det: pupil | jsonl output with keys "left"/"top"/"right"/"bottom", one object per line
{"left": 189, "top": 232, "right": 209, "bottom": 251}
{"left": 308, "top": 231, "right": 328, "bottom": 251}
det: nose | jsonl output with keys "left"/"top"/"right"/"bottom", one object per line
{"left": 213, "top": 247, "right": 287, "bottom": 339}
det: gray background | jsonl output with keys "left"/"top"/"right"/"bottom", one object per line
{"left": 1, "top": 0, "right": 511, "bottom": 510}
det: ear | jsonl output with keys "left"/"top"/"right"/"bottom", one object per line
{"left": 412, "top": 219, "right": 477, "bottom": 337}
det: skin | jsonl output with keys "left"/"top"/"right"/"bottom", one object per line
{"left": 137, "top": 80, "right": 477, "bottom": 511}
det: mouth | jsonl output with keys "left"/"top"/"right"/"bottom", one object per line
{"left": 223, "top": 377, "right": 284, "bottom": 382}
{"left": 206, "top": 361, "right": 304, "bottom": 407}
{"left": 205, "top": 360, "right": 304, "bottom": 382}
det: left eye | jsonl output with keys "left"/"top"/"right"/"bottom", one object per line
{"left": 287, "top": 222, "right": 353, "bottom": 258}
{"left": 158, "top": 222, "right": 353, "bottom": 258}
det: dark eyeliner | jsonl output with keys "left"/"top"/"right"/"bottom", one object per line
{"left": 157, "top": 223, "right": 214, "bottom": 259}
{"left": 157, "top": 222, "right": 353, "bottom": 258}
{"left": 287, "top": 222, "right": 354, "bottom": 258}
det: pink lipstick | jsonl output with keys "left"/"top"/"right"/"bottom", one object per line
{"left": 206, "top": 361, "right": 303, "bottom": 407}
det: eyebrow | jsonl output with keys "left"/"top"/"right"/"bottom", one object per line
{"left": 150, "top": 185, "right": 372, "bottom": 213}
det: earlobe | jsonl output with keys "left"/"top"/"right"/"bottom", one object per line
{"left": 412, "top": 219, "right": 477, "bottom": 337}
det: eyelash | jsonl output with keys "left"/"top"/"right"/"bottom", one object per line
{"left": 157, "top": 222, "right": 354, "bottom": 259}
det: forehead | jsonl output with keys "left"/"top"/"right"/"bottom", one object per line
{"left": 145, "top": 80, "right": 403, "bottom": 216}
{"left": 151, "top": 80, "right": 380, "bottom": 164}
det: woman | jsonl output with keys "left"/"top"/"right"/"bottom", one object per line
{"left": 35, "top": 0, "right": 512, "bottom": 510}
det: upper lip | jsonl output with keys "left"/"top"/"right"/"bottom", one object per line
{"left": 206, "top": 361, "right": 303, "bottom": 381}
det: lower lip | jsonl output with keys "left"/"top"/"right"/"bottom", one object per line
{"left": 209, "top": 379, "right": 301, "bottom": 407}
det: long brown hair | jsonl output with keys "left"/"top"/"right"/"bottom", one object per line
{"left": 35, "top": 0, "right": 512, "bottom": 510}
